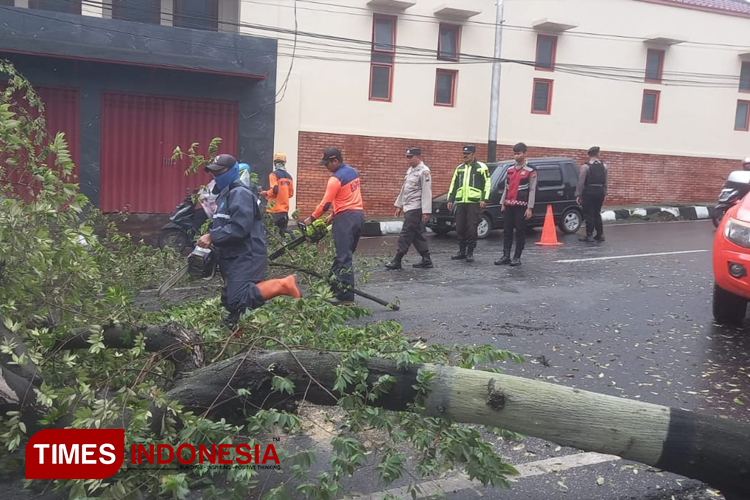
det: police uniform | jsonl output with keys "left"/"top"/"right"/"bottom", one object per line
{"left": 496, "top": 162, "right": 537, "bottom": 266}
{"left": 447, "top": 145, "right": 491, "bottom": 262}
{"left": 206, "top": 157, "right": 268, "bottom": 321}
{"left": 386, "top": 147, "right": 433, "bottom": 269}
{"left": 576, "top": 146, "right": 608, "bottom": 242}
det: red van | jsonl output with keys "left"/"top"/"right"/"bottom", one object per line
{"left": 713, "top": 180, "right": 750, "bottom": 325}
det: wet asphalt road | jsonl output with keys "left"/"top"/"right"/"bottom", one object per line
{"left": 8, "top": 221, "right": 747, "bottom": 500}
{"left": 342, "top": 220, "right": 749, "bottom": 500}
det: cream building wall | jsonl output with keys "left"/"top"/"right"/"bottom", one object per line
{"left": 239, "top": 0, "right": 749, "bottom": 212}
{"left": 239, "top": 0, "right": 499, "bottom": 213}
{"left": 500, "top": 0, "right": 750, "bottom": 159}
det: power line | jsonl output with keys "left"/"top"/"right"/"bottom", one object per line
{"left": 2, "top": 3, "right": 744, "bottom": 89}
{"left": 242, "top": 0, "right": 750, "bottom": 50}
{"left": 274, "top": 0, "right": 297, "bottom": 103}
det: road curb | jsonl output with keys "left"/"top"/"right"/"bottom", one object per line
{"left": 361, "top": 205, "right": 713, "bottom": 237}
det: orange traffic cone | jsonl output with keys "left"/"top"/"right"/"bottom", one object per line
{"left": 535, "top": 205, "right": 563, "bottom": 246}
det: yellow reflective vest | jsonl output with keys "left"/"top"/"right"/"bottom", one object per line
{"left": 447, "top": 160, "right": 491, "bottom": 204}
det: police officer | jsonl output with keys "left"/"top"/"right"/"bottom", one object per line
{"left": 743, "top": 157, "right": 750, "bottom": 171}
{"left": 303, "top": 147, "right": 365, "bottom": 306}
{"left": 385, "top": 147, "right": 433, "bottom": 270}
{"left": 197, "top": 154, "right": 301, "bottom": 328}
{"left": 495, "top": 142, "right": 537, "bottom": 267}
{"left": 576, "top": 146, "right": 608, "bottom": 243}
{"left": 447, "top": 145, "right": 490, "bottom": 263}
{"left": 263, "top": 152, "right": 295, "bottom": 238}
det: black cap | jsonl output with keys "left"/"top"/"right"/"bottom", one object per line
{"left": 318, "top": 147, "right": 343, "bottom": 166}
{"left": 463, "top": 145, "right": 476, "bottom": 154}
{"left": 588, "top": 146, "right": 601, "bottom": 156}
{"left": 205, "top": 154, "right": 237, "bottom": 172}
{"left": 406, "top": 147, "right": 421, "bottom": 156}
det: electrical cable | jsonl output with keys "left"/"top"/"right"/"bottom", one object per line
{"left": 2, "top": 3, "right": 744, "bottom": 89}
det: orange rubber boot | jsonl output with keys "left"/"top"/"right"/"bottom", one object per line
{"left": 257, "top": 275, "right": 301, "bottom": 300}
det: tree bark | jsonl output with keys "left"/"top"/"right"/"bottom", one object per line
{"left": 54, "top": 321, "right": 205, "bottom": 377}
{"left": 3, "top": 327, "right": 749, "bottom": 498}
{"left": 151, "top": 350, "right": 750, "bottom": 499}
{"left": 0, "top": 321, "right": 205, "bottom": 431}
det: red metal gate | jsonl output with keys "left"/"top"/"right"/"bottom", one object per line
{"left": 100, "top": 92, "right": 238, "bottom": 213}
{"left": 1, "top": 86, "right": 80, "bottom": 200}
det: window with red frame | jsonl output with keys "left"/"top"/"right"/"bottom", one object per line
{"left": 740, "top": 62, "right": 750, "bottom": 92}
{"left": 112, "top": 0, "right": 161, "bottom": 24}
{"left": 370, "top": 15, "right": 396, "bottom": 101}
{"left": 645, "top": 49, "right": 664, "bottom": 83}
{"left": 174, "top": 0, "right": 219, "bottom": 31}
{"left": 641, "top": 90, "right": 660, "bottom": 123}
{"left": 535, "top": 35, "right": 557, "bottom": 71}
{"left": 736, "top": 100, "right": 750, "bottom": 131}
{"left": 435, "top": 69, "right": 457, "bottom": 107}
{"left": 531, "top": 79, "right": 553, "bottom": 114}
{"left": 29, "top": 0, "right": 81, "bottom": 14}
{"left": 438, "top": 24, "right": 460, "bottom": 61}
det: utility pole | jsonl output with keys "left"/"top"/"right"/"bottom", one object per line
{"left": 487, "top": 0, "right": 504, "bottom": 163}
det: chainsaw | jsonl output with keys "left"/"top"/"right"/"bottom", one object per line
{"left": 268, "top": 219, "right": 330, "bottom": 260}
{"left": 157, "top": 220, "right": 330, "bottom": 297}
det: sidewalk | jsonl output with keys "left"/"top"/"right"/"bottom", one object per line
{"left": 361, "top": 203, "right": 714, "bottom": 237}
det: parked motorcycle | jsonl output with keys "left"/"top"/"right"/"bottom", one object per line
{"left": 158, "top": 189, "right": 209, "bottom": 253}
{"left": 712, "top": 171, "right": 750, "bottom": 227}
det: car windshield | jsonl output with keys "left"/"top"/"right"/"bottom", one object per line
{"left": 489, "top": 162, "right": 513, "bottom": 193}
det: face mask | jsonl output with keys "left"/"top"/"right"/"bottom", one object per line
{"left": 214, "top": 163, "right": 240, "bottom": 191}
{"left": 274, "top": 162, "right": 286, "bottom": 170}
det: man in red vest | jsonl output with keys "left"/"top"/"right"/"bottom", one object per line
{"left": 495, "top": 142, "right": 537, "bottom": 267}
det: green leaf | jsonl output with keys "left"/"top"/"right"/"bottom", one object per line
{"left": 271, "top": 376, "right": 295, "bottom": 396}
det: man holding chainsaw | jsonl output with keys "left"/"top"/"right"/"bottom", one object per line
{"left": 197, "top": 154, "right": 301, "bottom": 328}
{"left": 303, "top": 147, "right": 365, "bottom": 306}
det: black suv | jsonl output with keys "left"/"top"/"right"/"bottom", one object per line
{"left": 426, "top": 158, "right": 583, "bottom": 239}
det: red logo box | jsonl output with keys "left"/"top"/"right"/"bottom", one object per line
{"left": 25, "top": 429, "right": 125, "bottom": 479}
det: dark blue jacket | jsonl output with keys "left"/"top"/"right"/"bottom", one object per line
{"left": 209, "top": 180, "right": 267, "bottom": 283}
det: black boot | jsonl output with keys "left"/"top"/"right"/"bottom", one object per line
{"left": 221, "top": 310, "right": 241, "bottom": 329}
{"left": 494, "top": 253, "right": 511, "bottom": 265}
{"left": 594, "top": 234, "right": 605, "bottom": 242}
{"left": 451, "top": 245, "right": 467, "bottom": 260}
{"left": 579, "top": 235, "right": 594, "bottom": 243}
{"left": 385, "top": 253, "right": 404, "bottom": 270}
{"left": 413, "top": 252, "right": 433, "bottom": 268}
{"left": 465, "top": 247, "right": 475, "bottom": 263}
{"left": 510, "top": 257, "right": 522, "bottom": 267}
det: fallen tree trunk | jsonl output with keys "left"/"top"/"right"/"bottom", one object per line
{"left": 0, "top": 322, "right": 204, "bottom": 430}
{"left": 54, "top": 322, "right": 205, "bottom": 377}
{"left": 153, "top": 350, "right": 750, "bottom": 499}
{"left": 3, "top": 326, "right": 748, "bottom": 498}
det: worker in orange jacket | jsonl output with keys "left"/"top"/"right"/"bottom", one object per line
{"left": 262, "top": 152, "right": 295, "bottom": 238}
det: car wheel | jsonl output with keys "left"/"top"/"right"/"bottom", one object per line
{"left": 559, "top": 208, "right": 582, "bottom": 234}
{"left": 158, "top": 228, "right": 190, "bottom": 253}
{"left": 712, "top": 283, "right": 747, "bottom": 325}
{"left": 477, "top": 214, "right": 492, "bottom": 239}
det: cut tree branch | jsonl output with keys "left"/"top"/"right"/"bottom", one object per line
{"left": 150, "top": 350, "right": 750, "bottom": 499}
{"left": 55, "top": 322, "right": 205, "bottom": 377}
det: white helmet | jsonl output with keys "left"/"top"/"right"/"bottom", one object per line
{"left": 744, "top": 157, "right": 750, "bottom": 170}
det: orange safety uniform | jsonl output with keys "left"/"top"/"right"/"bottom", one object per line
{"left": 312, "top": 164, "right": 364, "bottom": 219}
{"left": 264, "top": 169, "right": 294, "bottom": 214}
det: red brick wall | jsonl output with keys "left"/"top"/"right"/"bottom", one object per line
{"left": 297, "top": 131, "right": 736, "bottom": 218}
